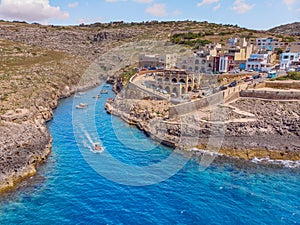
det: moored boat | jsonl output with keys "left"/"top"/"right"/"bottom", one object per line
{"left": 100, "top": 90, "right": 108, "bottom": 94}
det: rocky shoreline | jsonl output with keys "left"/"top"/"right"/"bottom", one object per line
{"left": 105, "top": 88, "right": 300, "bottom": 163}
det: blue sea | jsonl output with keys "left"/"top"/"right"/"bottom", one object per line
{"left": 0, "top": 85, "right": 299, "bottom": 224}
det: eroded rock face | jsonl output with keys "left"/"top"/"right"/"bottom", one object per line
{"left": 106, "top": 96, "right": 300, "bottom": 161}
{"left": 0, "top": 121, "right": 51, "bottom": 190}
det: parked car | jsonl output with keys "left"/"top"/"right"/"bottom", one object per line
{"left": 219, "top": 85, "right": 227, "bottom": 91}
{"left": 245, "top": 76, "right": 253, "bottom": 82}
{"left": 228, "top": 80, "right": 237, "bottom": 87}
{"left": 253, "top": 74, "right": 261, "bottom": 79}
{"left": 248, "top": 69, "right": 254, "bottom": 72}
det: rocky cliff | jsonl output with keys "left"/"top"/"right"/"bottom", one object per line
{"left": 106, "top": 91, "right": 300, "bottom": 161}
{"left": 0, "top": 39, "right": 95, "bottom": 192}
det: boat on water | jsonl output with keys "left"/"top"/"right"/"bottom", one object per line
{"left": 75, "top": 103, "right": 88, "bottom": 109}
{"left": 100, "top": 90, "right": 108, "bottom": 94}
{"left": 93, "top": 95, "right": 101, "bottom": 98}
{"left": 94, "top": 144, "right": 104, "bottom": 153}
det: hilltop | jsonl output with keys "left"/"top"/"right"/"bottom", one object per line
{"left": 268, "top": 22, "right": 300, "bottom": 36}
{"left": 2, "top": 20, "right": 298, "bottom": 57}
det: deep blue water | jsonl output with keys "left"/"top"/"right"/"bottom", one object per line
{"left": 0, "top": 86, "right": 300, "bottom": 224}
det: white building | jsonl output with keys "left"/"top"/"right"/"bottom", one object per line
{"left": 280, "top": 53, "right": 299, "bottom": 70}
{"left": 219, "top": 56, "right": 229, "bottom": 73}
{"left": 246, "top": 53, "right": 273, "bottom": 72}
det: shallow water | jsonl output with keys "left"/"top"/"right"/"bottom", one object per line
{"left": 0, "top": 86, "right": 299, "bottom": 224}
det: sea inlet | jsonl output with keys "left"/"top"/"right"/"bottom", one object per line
{"left": 0, "top": 85, "right": 299, "bottom": 224}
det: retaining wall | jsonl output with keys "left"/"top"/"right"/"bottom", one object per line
{"left": 169, "top": 83, "right": 249, "bottom": 118}
{"left": 240, "top": 90, "right": 300, "bottom": 100}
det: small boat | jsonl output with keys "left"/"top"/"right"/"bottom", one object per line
{"left": 93, "top": 95, "right": 101, "bottom": 98}
{"left": 75, "top": 103, "right": 88, "bottom": 109}
{"left": 100, "top": 90, "right": 108, "bottom": 94}
{"left": 78, "top": 92, "right": 86, "bottom": 95}
{"left": 76, "top": 105, "right": 85, "bottom": 109}
{"left": 94, "top": 144, "right": 104, "bottom": 153}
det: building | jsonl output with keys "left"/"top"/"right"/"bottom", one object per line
{"left": 280, "top": 52, "right": 299, "bottom": 70}
{"left": 176, "top": 43, "right": 221, "bottom": 73}
{"left": 246, "top": 52, "right": 275, "bottom": 72}
{"left": 139, "top": 54, "right": 177, "bottom": 70}
{"left": 286, "top": 42, "right": 300, "bottom": 53}
{"left": 256, "top": 37, "right": 281, "bottom": 51}
{"left": 148, "top": 70, "right": 201, "bottom": 96}
{"left": 213, "top": 55, "right": 234, "bottom": 73}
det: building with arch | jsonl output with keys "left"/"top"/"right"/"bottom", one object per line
{"left": 149, "top": 70, "right": 201, "bottom": 97}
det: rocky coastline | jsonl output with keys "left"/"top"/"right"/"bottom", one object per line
{"left": 105, "top": 88, "right": 300, "bottom": 163}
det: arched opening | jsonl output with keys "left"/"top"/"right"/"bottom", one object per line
{"left": 188, "top": 86, "right": 192, "bottom": 92}
{"left": 179, "top": 78, "right": 186, "bottom": 84}
{"left": 165, "top": 86, "right": 170, "bottom": 93}
{"left": 195, "top": 59, "right": 200, "bottom": 64}
{"left": 188, "top": 79, "right": 192, "bottom": 83}
{"left": 195, "top": 66, "right": 199, "bottom": 71}
{"left": 172, "top": 87, "right": 178, "bottom": 96}
{"left": 164, "top": 77, "right": 170, "bottom": 82}
{"left": 172, "top": 78, "right": 177, "bottom": 83}
{"left": 157, "top": 78, "right": 163, "bottom": 82}
{"left": 181, "top": 87, "right": 186, "bottom": 94}
{"left": 182, "top": 65, "right": 187, "bottom": 69}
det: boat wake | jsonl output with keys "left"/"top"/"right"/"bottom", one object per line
{"left": 83, "top": 129, "right": 104, "bottom": 153}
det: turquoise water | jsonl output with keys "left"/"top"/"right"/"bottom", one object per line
{"left": 0, "top": 86, "right": 300, "bottom": 224}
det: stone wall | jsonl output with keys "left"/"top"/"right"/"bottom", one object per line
{"left": 240, "top": 89, "right": 300, "bottom": 100}
{"left": 265, "top": 81, "right": 300, "bottom": 89}
{"left": 169, "top": 83, "right": 249, "bottom": 118}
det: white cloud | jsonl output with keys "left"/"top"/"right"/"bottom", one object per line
{"left": 145, "top": 4, "right": 167, "bottom": 17}
{"left": 213, "top": 3, "right": 221, "bottom": 11}
{"left": 68, "top": 2, "right": 79, "bottom": 8}
{"left": 283, "top": 0, "right": 296, "bottom": 10}
{"left": 134, "top": 0, "right": 153, "bottom": 3}
{"left": 197, "top": 0, "right": 219, "bottom": 7}
{"left": 0, "top": 0, "right": 69, "bottom": 22}
{"left": 232, "top": 0, "right": 255, "bottom": 14}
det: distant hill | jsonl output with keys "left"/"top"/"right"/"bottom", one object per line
{"left": 268, "top": 22, "right": 300, "bottom": 36}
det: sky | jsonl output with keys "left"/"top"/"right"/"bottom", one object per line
{"left": 0, "top": 0, "right": 299, "bottom": 30}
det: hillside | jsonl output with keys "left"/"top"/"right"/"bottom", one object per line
{"left": 268, "top": 22, "right": 300, "bottom": 37}
{"left": 0, "top": 19, "right": 299, "bottom": 192}
{"left": 0, "top": 20, "right": 288, "bottom": 56}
